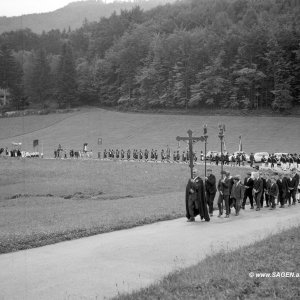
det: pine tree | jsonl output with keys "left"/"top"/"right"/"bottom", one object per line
{"left": 0, "top": 44, "right": 23, "bottom": 108}
{"left": 56, "top": 43, "right": 77, "bottom": 108}
{"left": 28, "top": 49, "right": 51, "bottom": 107}
{"left": 265, "top": 38, "right": 293, "bottom": 111}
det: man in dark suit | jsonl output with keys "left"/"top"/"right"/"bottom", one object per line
{"left": 205, "top": 169, "right": 217, "bottom": 217}
{"left": 253, "top": 172, "right": 263, "bottom": 211}
{"left": 277, "top": 173, "right": 284, "bottom": 207}
{"left": 242, "top": 172, "right": 254, "bottom": 209}
{"left": 281, "top": 172, "right": 289, "bottom": 205}
{"left": 250, "top": 153, "right": 254, "bottom": 167}
{"left": 264, "top": 173, "right": 271, "bottom": 208}
{"left": 287, "top": 170, "right": 298, "bottom": 205}
{"left": 291, "top": 168, "right": 299, "bottom": 204}
{"left": 217, "top": 171, "right": 231, "bottom": 218}
{"left": 269, "top": 176, "right": 279, "bottom": 209}
{"left": 260, "top": 173, "right": 267, "bottom": 208}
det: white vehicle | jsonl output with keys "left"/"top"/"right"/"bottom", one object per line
{"left": 254, "top": 152, "right": 269, "bottom": 163}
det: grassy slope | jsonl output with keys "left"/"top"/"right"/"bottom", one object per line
{"left": 0, "top": 108, "right": 299, "bottom": 157}
{"left": 0, "top": 158, "right": 249, "bottom": 253}
{"left": 0, "top": 110, "right": 81, "bottom": 141}
{"left": 113, "top": 226, "right": 300, "bottom": 300}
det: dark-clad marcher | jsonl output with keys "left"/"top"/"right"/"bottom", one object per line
{"left": 269, "top": 177, "right": 279, "bottom": 209}
{"left": 185, "top": 169, "right": 210, "bottom": 222}
{"left": 228, "top": 173, "right": 234, "bottom": 214}
{"left": 127, "top": 149, "right": 131, "bottom": 160}
{"left": 205, "top": 169, "right": 216, "bottom": 217}
{"left": 287, "top": 172, "right": 297, "bottom": 205}
{"left": 217, "top": 171, "right": 231, "bottom": 218}
{"left": 250, "top": 153, "right": 254, "bottom": 167}
{"left": 230, "top": 175, "right": 244, "bottom": 216}
{"left": 260, "top": 173, "right": 267, "bottom": 208}
{"left": 282, "top": 173, "right": 289, "bottom": 206}
{"left": 291, "top": 168, "right": 299, "bottom": 204}
{"left": 242, "top": 172, "right": 254, "bottom": 209}
{"left": 276, "top": 173, "right": 285, "bottom": 207}
{"left": 264, "top": 173, "right": 271, "bottom": 208}
{"left": 253, "top": 172, "right": 263, "bottom": 211}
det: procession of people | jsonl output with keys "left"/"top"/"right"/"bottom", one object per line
{"left": 99, "top": 148, "right": 300, "bottom": 171}
{"left": 185, "top": 167, "right": 300, "bottom": 222}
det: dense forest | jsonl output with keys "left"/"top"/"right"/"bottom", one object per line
{"left": 0, "top": 0, "right": 299, "bottom": 112}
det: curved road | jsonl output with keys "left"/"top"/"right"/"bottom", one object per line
{"left": 0, "top": 205, "right": 300, "bottom": 300}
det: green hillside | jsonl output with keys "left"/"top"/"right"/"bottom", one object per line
{"left": 0, "top": 0, "right": 175, "bottom": 34}
{"left": 0, "top": 109, "right": 299, "bottom": 157}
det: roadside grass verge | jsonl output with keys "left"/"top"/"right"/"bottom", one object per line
{"left": 112, "top": 226, "right": 300, "bottom": 300}
{"left": 0, "top": 193, "right": 184, "bottom": 254}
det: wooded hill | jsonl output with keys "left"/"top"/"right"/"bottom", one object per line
{"left": 0, "top": 0, "right": 175, "bottom": 34}
{"left": 0, "top": 0, "right": 299, "bottom": 112}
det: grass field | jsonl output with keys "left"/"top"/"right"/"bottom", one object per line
{"left": 0, "top": 108, "right": 299, "bottom": 253}
{"left": 112, "top": 225, "right": 300, "bottom": 300}
{"left": 0, "top": 108, "right": 299, "bottom": 157}
{"left": 0, "top": 158, "right": 250, "bottom": 253}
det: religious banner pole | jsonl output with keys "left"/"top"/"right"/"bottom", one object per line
{"left": 176, "top": 129, "right": 205, "bottom": 179}
{"left": 218, "top": 124, "right": 225, "bottom": 177}
{"left": 203, "top": 124, "right": 208, "bottom": 177}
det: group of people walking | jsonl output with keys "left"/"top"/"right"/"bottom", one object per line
{"left": 185, "top": 168, "right": 300, "bottom": 222}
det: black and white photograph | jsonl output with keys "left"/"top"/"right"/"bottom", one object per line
{"left": 0, "top": 0, "right": 300, "bottom": 299}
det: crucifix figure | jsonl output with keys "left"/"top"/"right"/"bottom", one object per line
{"left": 176, "top": 129, "right": 205, "bottom": 178}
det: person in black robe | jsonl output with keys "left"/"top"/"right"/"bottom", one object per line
{"left": 185, "top": 169, "right": 210, "bottom": 222}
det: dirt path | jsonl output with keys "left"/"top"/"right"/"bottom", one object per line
{"left": 0, "top": 205, "right": 300, "bottom": 300}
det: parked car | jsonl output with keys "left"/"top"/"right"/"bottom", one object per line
{"left": 254, "top": 152, "right": 269, "bottom": 163}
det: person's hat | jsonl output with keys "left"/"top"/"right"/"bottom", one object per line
{"left": 233, "top": 175, "right": 241, "bottom": 180}
{"left": 207, "top": 168, "right": 212, "bottom": 172}
{"left": 246, "top": 172, "right": 251, "bottom": 175}
{"left": 221, "top": 170, "right": 227, "bottom": 174}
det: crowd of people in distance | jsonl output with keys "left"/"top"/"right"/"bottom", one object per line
{"left": 0, "top": 147, "right": 22, "bottom": 157}
{"left": 54, "top": 144, "right": 93, "bottom": 159}
{"left": 103, "top": 148, "right": 172, "bottom": 161}
{"left": 185, "top": 167, "right": 300, "bottom": 222}
{"left": 0, "top": 147, "right": 40, "bottom": 158}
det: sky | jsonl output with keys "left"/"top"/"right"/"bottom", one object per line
{"left": 0, "top": 0, "right": 119, "bottom": 17}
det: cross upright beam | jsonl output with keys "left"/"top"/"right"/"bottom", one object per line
{"left": 176, "top": 129, "right": 205, "bottom": 178}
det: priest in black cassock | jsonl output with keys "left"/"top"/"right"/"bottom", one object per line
{"left": 185, "top": 169, "right": 210, "bottom": 222}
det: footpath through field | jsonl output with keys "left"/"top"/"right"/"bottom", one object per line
{"left": 0, "top": 205, "right": 300, "bottom": 300}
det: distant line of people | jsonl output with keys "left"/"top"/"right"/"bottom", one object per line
{"left": 52, "top": 144, "right": 300, "bottom": 172}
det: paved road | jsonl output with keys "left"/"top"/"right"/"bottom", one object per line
{"left": 0, "top": 205, "right": 300, "bottom": 300}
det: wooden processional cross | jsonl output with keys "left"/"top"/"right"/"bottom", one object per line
{"left": 176, "top": 129, "right": 205, "bottom": 179}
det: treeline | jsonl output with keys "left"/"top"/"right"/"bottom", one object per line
{"left": 0, "top": 0, "right": 300, "bottom": 111}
